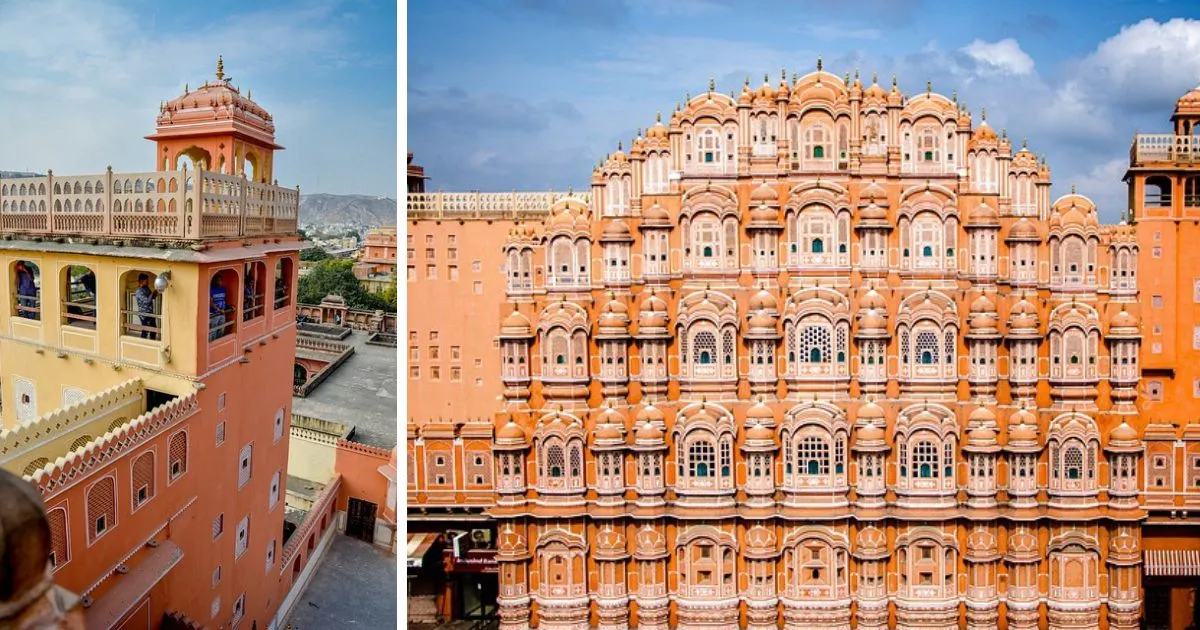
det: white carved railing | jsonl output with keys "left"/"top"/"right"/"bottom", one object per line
{"left": 1132, "top": 134, "right": 1200, "bottom": 164}
{"left": 0, "top": 168, "right": 298, "bottom": 240}
{"left": 407, "top": 192, "right": 586, "bottom": 219}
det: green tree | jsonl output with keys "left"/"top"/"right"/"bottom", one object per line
{"left": 297, "top": 260, "right": 394, "bottom": 312}
{"left": 300, "top": 247, "right": 331, "bottom": 262}
{"left": 378, "top": 276, "right": 397, "bottom": 310}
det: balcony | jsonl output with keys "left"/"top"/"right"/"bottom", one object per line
{"left": 406, "top": 191, "right": 585, "bottom": 221}
{"left": 0, "top": 169, "right": 298, "bottom": 242}
{"left": 1131, "top": 134, "right": 1200, "bottom": 165}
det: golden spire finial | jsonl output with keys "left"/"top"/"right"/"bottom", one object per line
{"left": 744, "top": 76, "right": 750, "bottom": 86}
{"left": 781, "top": 67, "right": 787, "bottom": 82}
{"left": 792, "top": 72, "right": 798, "bottom": 83}
{"left": 216, "top": 55, "right": 225, "bottom": 81}
{"left": 709, "top": 77, "right": 715, "bottom": 92}
{"left": 1022, "top": 136, "right": 1028, "bottom": 149}
{"left": 891, "top": 75, "right": 898, "bottom": 88}
{"left": 926, "top": 79, "right": 932, "bottom": 93}
{"left": 763, "top": 73, "right": 769, "bottom": 84}
{"left": 1071, "top": 184, "right": 1077, "bottom": 194}
{"left": 981, "top": 107, "right": 987, "bottom": 121}
{"left": 951, "top": 90, "right": 957, "bottom": 103}
{"left": 844, "top": 71, "right": 850, "bottom": 84}
{"left": 817, "top": 56, "right": 823, "bottom": 71}
{"left": 656, "top": 110, "right": 661, "bottom": 123}
{"left": 872, "top": 71, "right": 878, "bottom": 84}
{"left": 854, "top": 67, "right": 860, "bottom": 80}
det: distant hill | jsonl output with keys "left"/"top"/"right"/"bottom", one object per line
{"left": 0, "top": 171, "right": 42, "bottom": 179}
{"left": 299, "top": 193, "right": 397, "bottom": 228}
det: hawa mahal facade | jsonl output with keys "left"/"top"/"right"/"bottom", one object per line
{"left": 406, "top": 68, "right": 1200, "bottom": 628}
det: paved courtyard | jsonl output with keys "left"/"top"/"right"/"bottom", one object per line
{"left": 287, "top": 535, "right": 398, "bottom": 629}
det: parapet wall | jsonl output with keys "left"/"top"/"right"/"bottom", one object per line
{"left": 0, "top": 379, "right": 145, "bottom": 467}
{"left": 26, "top": 391, "right": 199, "bottom": 499}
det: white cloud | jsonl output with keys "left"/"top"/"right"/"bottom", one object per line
{"left": 1057, "top": 158, "right": 1129, "bottom": 219}
{"left": 961, "top": 38, "right": 1035, "bottom": 76}
{"left": 0, "top": 0, "right": 395, "bottom": 196}
{"left": 1074, "top": 18, "right": 1200, "bottom": 110}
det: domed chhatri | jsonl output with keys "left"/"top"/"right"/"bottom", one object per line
{"left": 479, "top": 69, "right": 1168, "bottom": 630}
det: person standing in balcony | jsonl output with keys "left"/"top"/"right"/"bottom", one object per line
{"left": 210, "top": 275, "right": 228, "bottom": 341}
{"left": 14, "top": 263, "right": 37, "bottom": 320}
{"left": 134, "top": 274, "right": 158, "bottom": 340}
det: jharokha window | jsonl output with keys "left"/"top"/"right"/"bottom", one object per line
{"left": 86, "top": 476, "right": 117, "bottom": 544}
{"left": 62, "top": 265, "right": 97, "bottom": 329}
{"left": 11, "top": 260, "right": 41, "bottom": 321}
{"left": 675, "top": 428, "right": 734, "bottom": 493}
{"left": 273, "top": 257, "right": 294, "bottom": 309}
{"left": 242, "top": 261, "right": 266, "bottom": 321}
{"left": 209, "top": 269, "right": 238, "bottom": 341}
{"left": 121, "top": 271, "right": 162, "bottom": 340}
{"left": 538, "top": 436, "right": 584, "bottom": 493}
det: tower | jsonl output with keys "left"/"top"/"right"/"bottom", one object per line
{"left": 1129, "top": 84, "right": 1200, "bottom": 627}
{"left": 0, "top": 60, "right": 301, "bottom": 628}
{"left": 147, "top": 56, "right": 283, "bottom": 183}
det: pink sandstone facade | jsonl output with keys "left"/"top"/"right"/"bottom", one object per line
{"left": 0, "top": 59, "right": 331, "bottom": 629}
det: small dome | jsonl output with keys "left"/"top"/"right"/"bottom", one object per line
{"left": 1109, "top": 421, "right": 1137, "bottom": 443}
{"left": 636, "top": 404, "right": 665, "bottom": 423}
{"left": 859, "top": 310, "right": 886, "bottom": 331}
{"left": 642, "top": 203, "right": 670, "bottom": 222}
{"left": 501, "top": 310, "right": 531, "bottom": 331}
{"left": 969, "top": 203, "right": 999, "bottom": 225}
{"left": 635, "top": 420, "right": 663, "bottom": 442}
{"left": 497, "top": 420, "right": 526, "bottom": 441}
{"left": 746, "top": 401, "right": 775, "bottom": 422}
{"left": 968, "top": 425, "right": 997, "bottom": 446}
{"left": 1061, "top": 206, "right": 1086, "bottom": 227}
{"left": 594, "top": 423, "right": 623, "bottom": 442}
{"left": 970, "top": 294, "right": 996, "bottom": 314}
{"left": 857, "top": 401, "right": 885, "bottom": 421}
{"left": 746, "top": 423, "right": 774, "bottom": 442}
{"left": 969, "top": 406, "right": 996, "bottom": 423}
{"left": 601, "top": 219, "right": 632, "bottom": 239}
{"left": 972, "top": 121, "right": 998, "bottom": 142}
{"left": 857, "top": 423, "right": 885, "bottom": 442}
{"left": 1007, "top": 218, "right": 1039, "bottom": 240}
{"left": 1111, "top": 308, "right": 1139, "bottom": 329}
{"left": 750, "top": 182, "right": 778, "bottom": 203}
{"left": 859, "top": 203, "right": 887, "bottom": 221}
{"left": 748, "top": 311, "right": 777, "bottom": 330}
{"left": 969, "top": 313, "right": 998, "bottom": 331}
{"left": 859, "top": 288, "right": 887, "bottom": 311}
{"left": 749, "top": 288, "right": 778, "bottom": 312}
{"left": 749, "top": 204, "right": 778, "bottom": 223}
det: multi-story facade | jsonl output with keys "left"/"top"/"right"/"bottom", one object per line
{"left": 1128, "top": 85, "right": 1200, "bottom": 629}
{"left": 485, "top": 68, "right": 1146, "bottom": 630}
{"left": 0, "top": 59, "right": 307, "bottom": 629}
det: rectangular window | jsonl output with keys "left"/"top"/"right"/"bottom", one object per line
{"left": 426, "top": 265, "right": 436, "bottom": 279}
{"left": 212, "top": 565, "right": 221, "bottom": 587}
{"left": 409, "top": 331, "right": 418, "bottom": 342}
{"left": 407, "top": 248, "right": 415, "bottom": 261}
{"left": 1153, "top": 295, "right": 1164, "bottom": 308}
{"left": 269, "top": 471, "right": 280, "bottom": 508}
{"left": 232, "top": 593, "right": 245, "bottom": 626}
{"left": 409, "top": 365, "right": 420, "bottom": 378}
{"left": 409, "top": 346, "right": 419, "bottom": 361}
{"left": 425, "top": 234, "right": 434, "bottom": 245}
{"left": 448, "top": 248, "right": 458, "bottom": 261}
{"left": 1153, "top": 342, "right": 1163, "bottom": 354}
{"left": 1148, "top": 380, "right": 1164, "bottom": 400}
{"left": 472, "top": 260, "right": 482, "bottom": 272}
{"left": 431, "top": 366, "right": 441, "bottom": 380}
{"left": 451, "top": 346, "right": 461, "bottom": 361}
{"left": 216, "top": 422, "right": 226, "bottom": 446}
{"left": 451, "top": 366, "right": 462, "bottom": 382}
{"left": 475, "top": 378, "right": 483, "bottom": 387}
{"left": 430, "top": 331, "right": 439, "bottom": 341}
{"left": 266, "top": 539, "right": 277, "bottom": 573}
{"left": 239, "top": 445, "right": 253, "bottom": 488}
{"left": 473, "top": 281, "right": 483, "bottom": 294}
{"left": 213, "top": 514, "right": 224, "bottom": 539}
{"left": 235, "top": 516, "right": 249, "bottom": 558}
{"left": 429, "top": 346, "right": 439, "bottom": 360}
{"left": 407, "top": 266, "right": 416, "bottom": 281}
{"left": 425, "top": 247, "right": 435, "bottom": 258}
{"left": 218, "top": 393, "right": 226, "bottom": 411}
{"left": 407, "top": 234, "right": 414, "bottom": 247}
{"left": 474, "top": 358, "right": 483, "bottom": 368}
{"left": 1154, "top": 246, "right": 1163, "bottom": 258}
{"left": 1193, "top": 325, "right": 1200, "bottom": 350}
{"left": 449, "top": 265, "right": 459, "bottom": 280}
{"left": 448, "top": 234, "right": 457, "bottom": 245}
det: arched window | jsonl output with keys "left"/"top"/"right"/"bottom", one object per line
{"left": 132, "top": 451, "right": 155, "bottom": 509}
{"left": 697, "top": 128, "right": 722, "bottom": 165}
{"left": 11, "top": 260, "right": 41, "bottom": 321}
{"left": 690, "top": 216, "right": 722, "bottom": 268}
{"left": 208, "top": 269, "right": 239, "bottom": 341}
{"left": 547, "top": 443, "right": 564, "bottom": 477}
{"left": 912, "top": 214, "right": 943, "bottom": 268}
{"left": 242, "top": 261, "right": 267, "bottom": 321}
{"left": 916, "top": 331, "right": 939, "bottom": 365}
{"left": 689, "top": 440, "right": 715, "bottom": 477}
{"left": 62, "top": 265, "right": 98, "bottom": 329}
{"left": 1145, "top": 176, "right": 1172, "bottom": 207}
{"left": 913, "top": 439, "right": 939, "bottom": 478}
{"left": 121, "top": 270, "right": 162, "bottom": 339}
{"left": 168, "top": 431, "right": 188, "bottom": 481}
{"left": 86, "top": 477, "right": 117, "bottom": 543}
{"left": 798, "top": 435, "right": 829, "bottom": 475}
{"left": 273, "top": 257, "right": 295, "bottom": 309}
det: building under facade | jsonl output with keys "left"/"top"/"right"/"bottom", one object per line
{"left": 482, "top": 67, "right": 1148, "bottom": 630}
{"left": 0, "top": 59, "right": 319, "bottom": 629}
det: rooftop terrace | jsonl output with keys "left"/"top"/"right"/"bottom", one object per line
{"left": 291, "top": 330, "right": 396, "bottom": 448}
{"left": 0, "top": 168, "right": 298, "bottom": 242}
{"left": 1131, "top": 134, "right": 1200, "bottom": 166}
{"left": 407, "top": 191, "right": 584, "bottom": 220}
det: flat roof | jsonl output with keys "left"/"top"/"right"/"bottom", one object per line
{"left": 285, "top": 535, "right": 397, "bottom": 629}
{"left": 291, "top": 330, "right": 397, "bottom": 448}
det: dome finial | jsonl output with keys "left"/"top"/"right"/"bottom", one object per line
{"left": 617, "top": 141, "right": 622, "bottom": 151}
{"left": 844, "top": 71, "right": 850, "bottom": 84}
{"left": 926, "top": 79, "right": 932, "bottom": 93}
{"left": 781, "top": 67, "right": 787, "bottom": 82}
{"left": 871, "top": 71, "right": 878, "bottom": 84}
{"left": 891, "top": 74, "right": 898, "bottom": 88}
{"left": 817, "top": 56, "right": 823, "bottom": 71}
{"left": 1022, "top": 136, "right": 1028, "bottom": 149}
{"left": 951, "top": 90, "right": 957, "bottom": 103}
{"left": 1071, "top": 184, "right": 1076, "bottom": 194}
{"left": 981, "top": 107, "right": 987, "bottom": 122}
{"left": 854, "top": 67, "right": 860, "bottom": 80}
{"left": 655, "top": 110, "right": 661, "bottom": 123}
{"left": 216, "top": 55, "right": 225, "bottom": 81}
{"left": 708, "top": 77, "right": 715, "bottom": 92}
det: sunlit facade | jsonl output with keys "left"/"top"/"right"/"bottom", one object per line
{"left": 486, "top": 67, "right": 1145, "bottom": 630}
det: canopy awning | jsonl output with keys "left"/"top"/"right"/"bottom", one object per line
{"left": 1144, "top": 549, "right": 1200, "bottom": 576}
{"left": 407, "top": 532, "right": 438, "bottom": 569}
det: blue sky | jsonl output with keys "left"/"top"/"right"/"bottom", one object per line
{"left": 0, "top": 0, "right": 396, "bottom": 197}
{"left": 408, "top": 0, "right": 1200, "bottom": 220}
